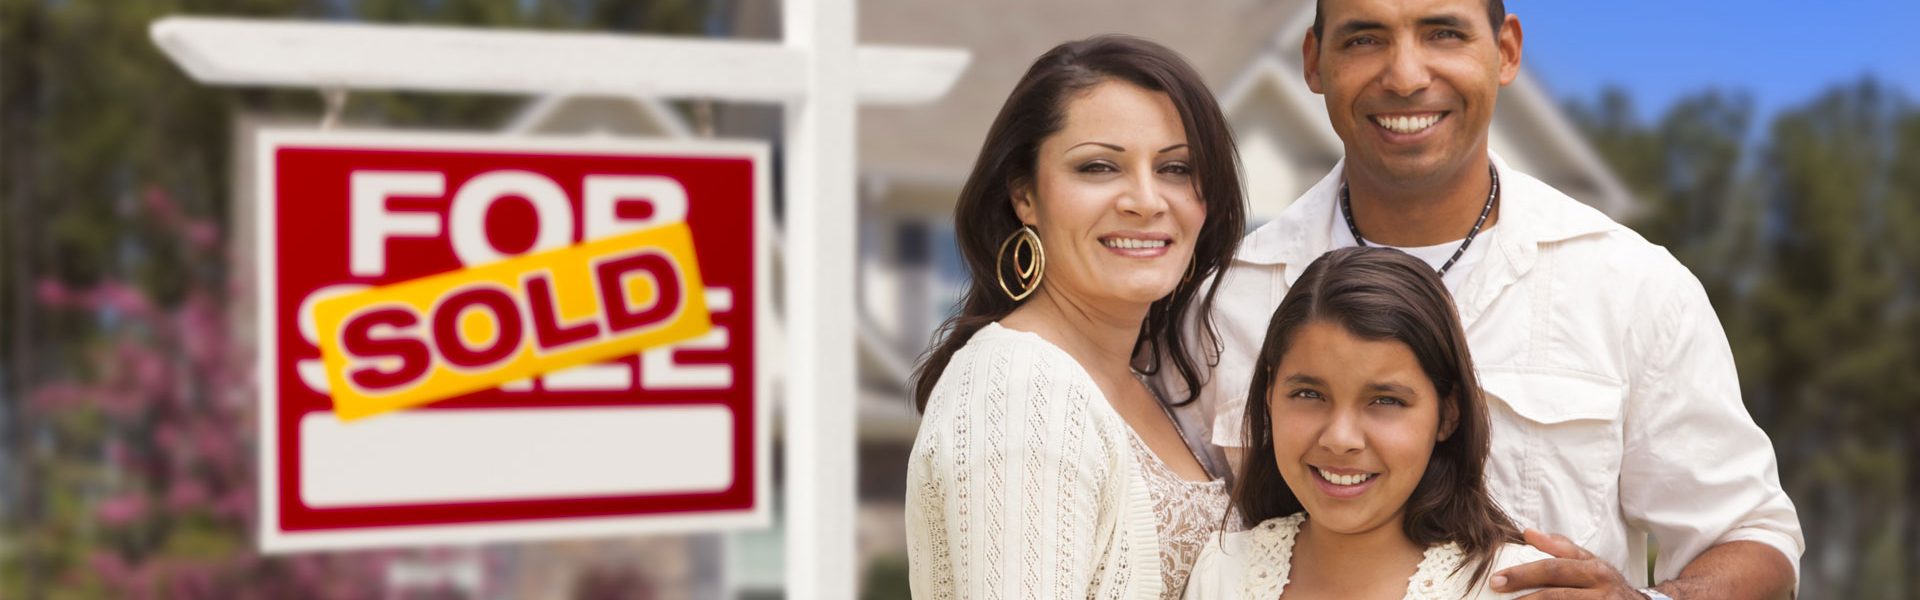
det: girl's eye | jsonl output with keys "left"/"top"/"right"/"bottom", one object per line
{"left": 1077, "top": 161, "right": 1117, "bottom": 174}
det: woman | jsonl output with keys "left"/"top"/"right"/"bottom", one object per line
{"left": 1183, "top": 247, "right": 1547, "bottom": 599}
{"left": 905, "top": 35, "right": 1246, "bottom": 599}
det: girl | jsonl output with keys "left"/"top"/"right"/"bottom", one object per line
{"left": 1184, "top": 247, "right": 1547, "bottom": 599}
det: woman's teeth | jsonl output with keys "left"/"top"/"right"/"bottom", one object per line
{"left": 1317, "top": 467, "right": 1375, "bottom": 486}
{"left": 1102, "top": 238, "right": 1168, "bottom": 250}
{"left": 1374, "top": 113, "right": 1441, "bottom": 134}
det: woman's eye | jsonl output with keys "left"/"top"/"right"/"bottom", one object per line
{"left": 1290, "top": 389, "right": 1324, "bottom": 401}
{"left": 1159, "top": 162, "right": 1192, "bottom": 176}
{"left": 1077, "top": 161, "right": 1117, "bottom": 174}
{"left": 1371, "top": 396, "right": 1407, "bottom": 407}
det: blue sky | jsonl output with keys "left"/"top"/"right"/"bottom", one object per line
{"left": 1514, "top": 0, "right": 1920, "bottom": 124}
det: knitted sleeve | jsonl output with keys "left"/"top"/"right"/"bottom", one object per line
{"left": 906, "top": 333, "right": 1122, "bottom": 599}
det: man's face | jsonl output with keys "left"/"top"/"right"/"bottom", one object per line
{"left": 1305, "top": 0, "right": 1521, "bottom": 188}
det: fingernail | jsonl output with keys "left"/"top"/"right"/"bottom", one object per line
{"left": 1491, "top": 575, "right": 1507, "bottom": 589}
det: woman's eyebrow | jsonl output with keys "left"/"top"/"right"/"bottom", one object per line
{"left": 1065, "top": 141, "right": 1125, "bottom": 153}
{"left": 1157, "top": 143, "right": 1189, "bottom": 154}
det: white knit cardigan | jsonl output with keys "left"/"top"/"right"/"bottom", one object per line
{"left": 907, "top": 323, "right": 1163, "bottom": 599}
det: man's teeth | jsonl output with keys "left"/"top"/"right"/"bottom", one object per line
{"left": 1103, "top": 238, "right": 1168, "bottom": 250}
{"left": 1375, "top": 113, "right": 1441, "bottom": 134}
{"left": 1316, "top": 467, "right": 1375, "bottom": 486}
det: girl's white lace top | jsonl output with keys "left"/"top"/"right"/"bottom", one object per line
{"left": 1181, "top": 513, "right": 1555, "bottom": 599}
{"left": 907, "top": 323, "right": 1164, "bottom": 599}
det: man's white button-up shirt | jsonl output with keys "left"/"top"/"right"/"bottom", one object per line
{"left": 1176, "top": 152, "right": 1804, "bottom": 585}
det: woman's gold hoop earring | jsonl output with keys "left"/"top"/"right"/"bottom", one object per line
{"left": 996, "top": 224, "right": 1046, "bottom": 301}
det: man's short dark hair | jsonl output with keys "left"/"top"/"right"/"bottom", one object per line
{"left": 1311, "top": 0, "right": 1507, "bottom": 42}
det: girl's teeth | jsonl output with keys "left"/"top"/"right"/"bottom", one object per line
{"left": 1316, "top": 467, "right": 1375, "bottom": 486}
{"left": 1104, "top": 238, "right": 1168, "bottom": 250}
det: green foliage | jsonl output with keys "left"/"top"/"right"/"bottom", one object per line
{"left": 1, "top": 1, "right": 717, "bottom": 597}
{"left": 1568, "top": 79, "right": 1919, "bottom": 599}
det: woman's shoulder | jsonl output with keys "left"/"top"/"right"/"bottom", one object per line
{"left": 923, "top": 322, "right": 1104, "bottom": 418}
{"left": 938, "top": 322, "right": 1094, "bottom": 388}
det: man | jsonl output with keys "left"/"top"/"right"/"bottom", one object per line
{"left": 1182, "top": 0, "right": 1804, "bottom": 597}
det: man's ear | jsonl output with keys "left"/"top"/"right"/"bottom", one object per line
{"left": 1010, "top": 179, "right": 1038, "bottom": 226}
{"left": 1437, "top": 395, "right": 1460, "bottom": 442}
{"left": 1497, "top": 14, "right": 1524, "bottom": 86}
{"left": 1302, "top": 28, "right": 1325, "bottom": 94}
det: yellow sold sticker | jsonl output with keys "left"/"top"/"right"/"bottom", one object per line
{"left": 312, "top": 223, "right": 711, "bottom": 421}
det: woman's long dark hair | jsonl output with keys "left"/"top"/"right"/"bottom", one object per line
{"left": 1232, "top": 247, "right": 1521, "bottom": 587}
{"left": 910, "top": 35, "right": 1246, "bottom": 411}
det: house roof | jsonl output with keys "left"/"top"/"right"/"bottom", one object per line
{"left": 856, "top": 0, "right": 1309, "bottom": 180}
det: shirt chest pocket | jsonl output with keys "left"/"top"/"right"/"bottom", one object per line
{"left": 1478, "top": 368, "right": 1626, "bottom": 546}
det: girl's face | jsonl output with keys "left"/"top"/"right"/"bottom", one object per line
{"left": 1267, "top": 320, "right": 1455, "bottom": 537}
{"left": 1012, "top": 79, "right": 1206, "bottom": 309}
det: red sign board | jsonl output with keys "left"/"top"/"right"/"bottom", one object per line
{"left": 256, "top": 130, "right": 770, "bottom": 551}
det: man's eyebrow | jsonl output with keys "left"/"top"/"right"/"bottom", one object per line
{"left": 1332, "top": 19, "right": 1386, "bottom": 38}
{"left": 1418, "top": 14, "right": 1472, "bottom": 30}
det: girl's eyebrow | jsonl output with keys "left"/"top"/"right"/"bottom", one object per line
{"left": 1279, "top": 373, "right": 1326, "bottom": 387}
{"left": 1365, "top": 381, "right": 1418, "bottom": 396}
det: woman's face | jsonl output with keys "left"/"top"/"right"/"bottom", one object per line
{"left": 1267, "top": 320, "right": 1454, "bottom": 537}
{"left": 1012, "top": 79, "right": 1206, "bottom": 309}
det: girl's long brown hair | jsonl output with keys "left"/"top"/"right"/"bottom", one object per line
{"left": 1232, "top": 247, "right": 1521, "bottom": 588}
{"left": 910, "top": 35, "right": 1246, "bottom": 411}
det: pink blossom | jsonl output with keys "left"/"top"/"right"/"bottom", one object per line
{"left": 89, "top": 551, "right": 133, "bottom": 585}
{"left": 167, "top": 480, "right": 211, "bottom": 512}
{"left": 97, "top": 493, "right": 149, "bottom": 527}
{"left": 35, "top": 278, "right": 71, "bottom": 307}
{"left": 91, "top": 280, "right": 154, "bottom": 318}
{"left": 186, "top": 220, "right": 221, "bottom": 250}
{"left": 28, "top": 382, "right": 85, "bottom": 411}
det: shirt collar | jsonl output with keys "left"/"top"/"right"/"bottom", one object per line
{"left": 1237, "top": 151, "right": 1621, "bottom": 273}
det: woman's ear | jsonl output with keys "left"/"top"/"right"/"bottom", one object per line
{"left": 1010, "top": 179, "right": 1038, "bottom": 226}
{"left": 1437, "top": 394, "right": 1459, "bottom": 442}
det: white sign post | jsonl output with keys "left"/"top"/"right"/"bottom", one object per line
{"left": 153, "top": 7, "right": 965, "bottom": 599}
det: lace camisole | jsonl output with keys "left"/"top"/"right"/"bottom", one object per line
{"left": 1126, "top": 389, "right": 1231, "bottom": 598}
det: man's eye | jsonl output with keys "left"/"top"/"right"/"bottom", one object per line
{"left": 1433, "top": 29, "right": 1467, "bottom": 41}
{"left": 1344, "top": 36, "right": 1380, "bottom": 48}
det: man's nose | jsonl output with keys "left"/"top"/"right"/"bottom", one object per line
{"left": 1380, "top": 43, "right": 1433, "bottom": 97}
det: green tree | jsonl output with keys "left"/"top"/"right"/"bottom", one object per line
{"left": 1, "top": 1, "right": 717, "bottom": 596}
{"left": 1569, "top": 80, "right": 1919, "bottom": 598}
